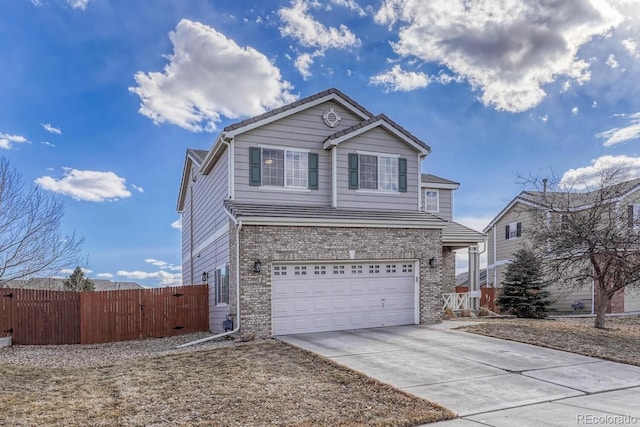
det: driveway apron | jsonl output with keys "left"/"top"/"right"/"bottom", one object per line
{"left": 278, "top": 322, "right": 640, "bottom": 426}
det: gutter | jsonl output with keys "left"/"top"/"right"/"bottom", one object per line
{"left": 176, "top": 206, "right": 242, "bottom": 348}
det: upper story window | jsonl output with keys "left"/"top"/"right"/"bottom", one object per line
{"left": 424, "top": 190, "right": 439, "bottom": 212}
{"left": 249, "top": 146, "right": 318, "bottom": 190}
{"left": 505, "top": 221, "right": 522, "bottom": 240}
{"left": 349, "top": 152, "right": 407, "bottom": 193}
{"left": 628, "top": 204, "right": 640, "bottom": 228}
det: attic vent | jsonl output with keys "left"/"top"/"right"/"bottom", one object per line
{"left": 322, "top": 108, "right": 341, "bottom": 128}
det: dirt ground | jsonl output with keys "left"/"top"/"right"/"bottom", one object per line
{"left": 457, "top": 315, "right": 640, "bottom": 367}
{"left": 0, "top": 340, "right": 455, "bottom": 426}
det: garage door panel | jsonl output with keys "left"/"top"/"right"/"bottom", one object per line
{"left": 272, "top": 261, "right": 416, "bottom": 335}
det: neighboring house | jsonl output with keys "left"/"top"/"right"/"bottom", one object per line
{"left": 177, "top": 88, "right": 485, "bottom": 337}
{"left": 484, "top": 179, "right": 640, "bottom": 313}
{"left": 2, "top": 278, "right": 143, "bottom": 291}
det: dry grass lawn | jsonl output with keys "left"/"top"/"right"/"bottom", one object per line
{"left": 458, "top": 315, "right": 640, "bottom": 367}
{"left": 0, "top": 340, "right": 454, "bottom": 426}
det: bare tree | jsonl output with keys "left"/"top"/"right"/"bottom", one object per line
{"left": 0, "top": 158, "right": 83, "bottom": 285}
{"left": 518, "top": 165, "right": 640, "bottom": 329}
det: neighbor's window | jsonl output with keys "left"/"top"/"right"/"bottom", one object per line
{"left": 424, "top": 190, "right": 439, "bottom": 212}
{"left": 215, "top": 264, "right": 229, "bottom": 305}
{"left": 262, "top": 148, "right": 307, "bottom": 188}
{"left": 505, "top": 222, "right": 522, "bottom": 240}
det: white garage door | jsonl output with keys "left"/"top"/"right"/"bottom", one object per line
{"left": 272, "top": 261, "right": 417, "bottom": 335}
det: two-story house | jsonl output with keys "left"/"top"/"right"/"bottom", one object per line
{"left": 177, "top": 88, "right": 485, "bottom": 337}
{"left": 484, "top": 180, "right": 640, "bottom": 313}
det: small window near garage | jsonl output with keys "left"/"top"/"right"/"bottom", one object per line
{"left": 386, "top": 264, "right": 397, "bottom": 273}
{"left": 369, "top": 265, "right": 380, "bottom": 274}
{"left": 424, "top": 190, "right": 439, "bottom": 212}
{"left": 402, "top": 264, "right": 413, "bottom": 273}
{"left": 314, "top": 265, "right": 327, "bottom": 275}
{"left": 333, "top": 265, "right": 345, "bottom": 274}
{"left": 273, "top": 266, "right": 287, "bottom": 276}
{"left": 214, "top": 264, "right": 229, "bottom": 305}
{"left": 505, "top": 222, "right": 522, "bottom": 240}
{"left": 351, "top": 265, "right": 363, "bottom": 274}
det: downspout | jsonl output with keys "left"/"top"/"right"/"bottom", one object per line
{"left": 591, "top": 278, "right": 595, "bottom": 315}
{"left": 177, "top": 207, "right": 242, "bottom": 348}
{"left": 189, "top": 184, "right": 194, "bottom": 285}
{"left": 492, "top": 225, "right": 497, "bottom": 287}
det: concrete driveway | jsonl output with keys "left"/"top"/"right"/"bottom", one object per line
{"left": 278, "top": 322, "right": 640, "bottom": 426}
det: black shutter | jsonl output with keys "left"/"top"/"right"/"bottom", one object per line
{"left": 516, "top": 222, "right": 522, "bottom": 237}
{"left": 398, "top": 157, "right": 407, "bottom": 192}
{"left": 249, "top": 147, "right": 261, "bottom": 186}
{"left": 505, "top": 225, "right": 510, "bottom": 240}
{"left": 308, "top": 152, "right": 318, "bottom": 190}
{"left": 348, "top": 153, "right": 359, "bottom": 189}
{"left": 629, "top": 205, "right": 635, "bottom": 227}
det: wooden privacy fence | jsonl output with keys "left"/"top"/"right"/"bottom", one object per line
{"left": 0, "top": 285, "right": 209, "bottom": 345}
{"left": 454, "top": 286, "right": 498, "bottom": 312}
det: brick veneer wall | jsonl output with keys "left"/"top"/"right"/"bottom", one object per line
{"left": 441, "top": 247, "right": 456, "bottom": 294}
{"left": 228, "top": 224, "right": 443, "bottom": 337}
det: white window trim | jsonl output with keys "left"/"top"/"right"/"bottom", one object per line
{"left": 356, "top": 150, "right": 399, "bottom": 193}
{"left": 424, "top": 189, "right": 439, "bottom": 212}
{"left": 259, "top": 145, "right": 309, "bottom": 189}
{"left": 214, "top": 263, "right": 229, "bottom": 307}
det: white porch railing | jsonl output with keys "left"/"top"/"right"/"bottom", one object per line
{"left": 442, "top": 292, "right": 469, "bottom": 311}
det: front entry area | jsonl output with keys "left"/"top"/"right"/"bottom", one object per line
{"left": 271, "top": 261, "right": 418, "bottom": 335}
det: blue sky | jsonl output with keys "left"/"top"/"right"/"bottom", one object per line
{"left": 1, "top": 0, "right": 639, "bottom": 285}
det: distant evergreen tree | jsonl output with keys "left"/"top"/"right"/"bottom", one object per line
{"left": 496, "top": 248, "right": 551, "bottom": 318}
{"left": 63, "top": 266, "right": 95, "bottom": 292}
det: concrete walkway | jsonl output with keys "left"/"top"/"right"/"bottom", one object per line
{"left": 278, "top": 322, "right": 640, "bottom": 426}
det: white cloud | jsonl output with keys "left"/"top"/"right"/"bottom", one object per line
{"left": 593, "top": 101, "right": 598, "bottom": 108}
{"left": 35, "top": 168, "right": 132, "bottom": 202}
{"left": 540, "top": 115, "right": 549, "bottom": 123}
{"left": 294, "top": 52, "right": 318, "bottom": 80}
{"left": 622, "top": 38, "right": 639, "bottom": 57}
{"left": 130, "top": 19, "right": 297, "bottom": 132}
{"left": 560, "top": 155, "right": 640, "bottom": 189}
{"left": 171, "top": 217, "right": 182, "bottom": 230}
{"left": 370, "top": 64, "right": 430, "bottom": 92}
{"left": 279, "top": 0, "right": 361, "bottom": 50}
{"left": 66, "top": 0, "right": 90, "bottom": 10}
{"left": 145, "top": 258, "right": 182, "bottom": 271}
{"left": 41, "top": 141, "right": 55, "bottom": 147}
{"left": 131, "top": 184, "right": 144, "bottom": 193}
{"left": 572, "top": 106, "right": 579, "bottom": 116}
{"left": 374, "top": 0, "right": 625, "bottom": 112}
{"left": 596, "top": 112, "right": 640, "bottom": 146}
{"left": 117, "top": 269, "right": 181, "bottom": 286}
{"left": 0, "top": 133, "right": 28, "bottom": 149}
{"left": 606, "top": 53, "right": 620, "bottom": 68}
{"left": 330, "top": 0, "right": 367, "bottom": 17}
{"left": 96, "top": 273, "right": 114, "bottom": 279}
{"left": 41, "top": 123, "right": 62, "bottom": 134}
{"left": 279, "top": 0, "right": 361, "bottom": 78}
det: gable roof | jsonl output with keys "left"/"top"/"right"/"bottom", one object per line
{"left": 483, "top": 177, "right": 640, "bottom": 233}
{"left": 421, "top": 174, "right": 460, "bottom": 190}
{"left": 441, "top": 221, "right": 486, "bottom": 247}
{"left": 177, "top": 149, "right": 211, "bottom": 212}
{"left": 323, "top": 113, "right": 431, "bottom": 155}
{"left": 222, "top": 88, "right": 373, "bottom": 135}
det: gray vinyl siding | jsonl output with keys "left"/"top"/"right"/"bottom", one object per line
{"left": 181, "top": 150, "right": 231, "bottom": 332}
{"left": 233, "top": 101, "right": 364, "bottom": 206}
{"left": 424, "top": 188, "right": 452, "bottom": 220}
{"left": 337, "top": 127, "right": 419, "bottom": 211}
